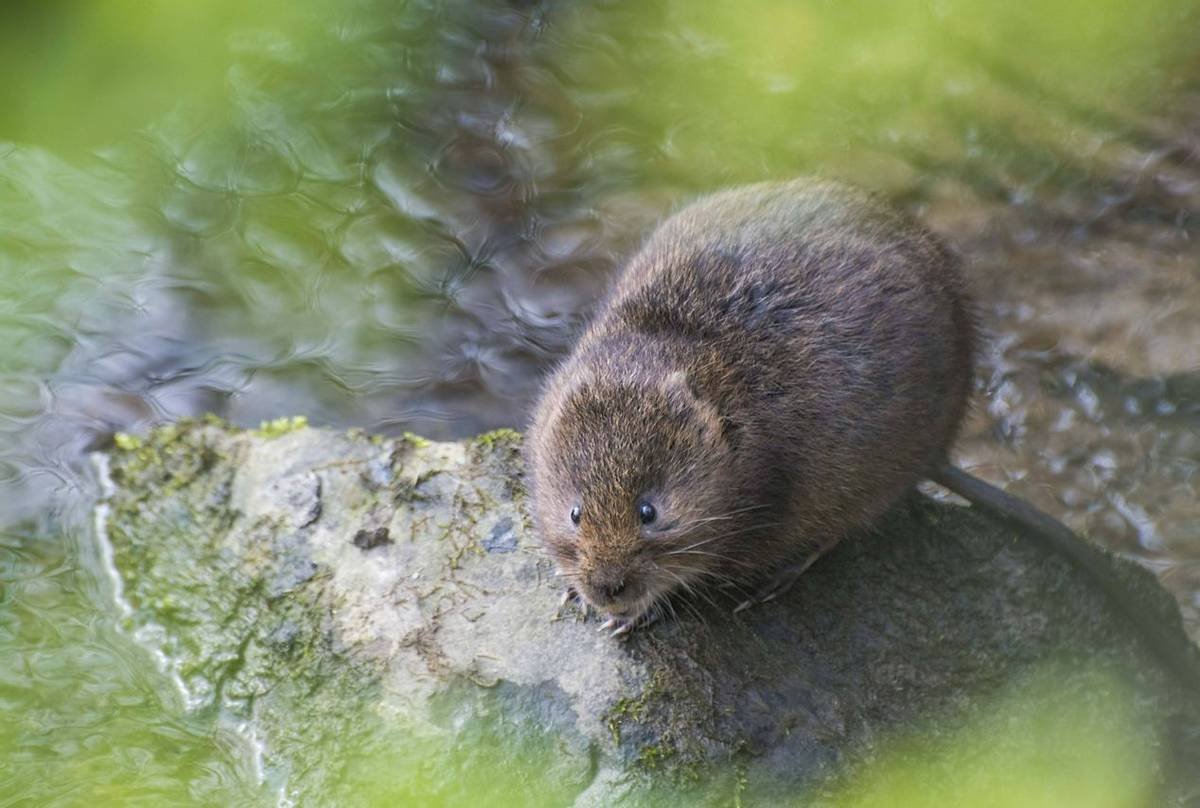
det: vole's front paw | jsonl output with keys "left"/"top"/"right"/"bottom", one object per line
{"left": 598, "top": 609, "right": 658, "bottom": 639}
{"left": 557, "top": 586, "right": 593, "bottom": 619}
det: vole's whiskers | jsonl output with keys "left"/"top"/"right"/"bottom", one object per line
{"left": 663, "top": 534, "right": 726, "bottom": 554}
{"left": 655, "top": 599, "right": 677, "bottom": 630}
{"left": 661, "top": 549, "right": 756, "bottom": 574}
{"left": 657, "top": 564, "right": 723, "bottom": 615}
{"left": 716, "top": 520, "right": 784, "bottom": 541}
{"left": 683, "top": 503, "right": 771, "bottom": 526}
{"left": 654, "top": 569, "right": 710, "bottom": 628}
{"left": 670, "top": 503, "right": 772, "bottom": 533}
{"left": 679, "top": 597, "right": 709, "bottom": 627}
{"left": 668, "top": 560, "right": 757, "bottom": 604}
{"left": 659, "top": 517, "right": 781, "bottom": 567}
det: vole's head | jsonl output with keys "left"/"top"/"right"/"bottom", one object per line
{"left": 527, "top": 368, "right": 742, "bottom": 624}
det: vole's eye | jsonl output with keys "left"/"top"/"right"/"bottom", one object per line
{"left": 638, "top": 502, "right": 657, "bottom": 525}
{"left": 570, "top": 505, "right": 581, "bottom": 526}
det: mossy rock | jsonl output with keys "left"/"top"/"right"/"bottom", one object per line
{"left": 97, "top": 419, "right": 1200, "bottom": 804}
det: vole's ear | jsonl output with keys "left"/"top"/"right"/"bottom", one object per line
{"left": 664, "top": 371, "right": 736, "bottom": 447}
{"left": 664, "top": 370, "right": 702, "bottom": 402}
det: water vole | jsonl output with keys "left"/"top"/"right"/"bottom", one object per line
{"left": 524, "top": 178, "right": 1200, "bottom": 687}
{"left": 527, "top": 178, "right": 971, "bottom": 629}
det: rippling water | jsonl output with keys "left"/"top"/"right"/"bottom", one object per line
{"left": 2, "top": 0, "right": 1198, "bottom": 803}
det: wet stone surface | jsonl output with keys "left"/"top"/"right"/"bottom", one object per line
{"left": 99, "top": 419, "right": 1200, "bottom": 804}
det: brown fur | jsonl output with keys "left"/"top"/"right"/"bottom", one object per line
{"left": 525, "top": 178, "right": 976, "bottom": 624}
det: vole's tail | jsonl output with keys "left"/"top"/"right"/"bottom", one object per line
{"left": 930, "top": 462, "right": 1200, "bottom": 692}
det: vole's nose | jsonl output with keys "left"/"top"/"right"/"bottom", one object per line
{"left": 587, "top": 569, "right": 627, "bottom": 603}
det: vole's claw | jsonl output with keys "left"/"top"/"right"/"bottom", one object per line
{"left": 598, "top": 616, "right": 635, "bottom": 637}
{"left": 610, "top": 621, "right": 634, "bottom": 637}
{"left": 556, "top": 586, "right": 592, "bottom": 622}
{"left": 597, "top": 609, "right": 658, "bottom": 638}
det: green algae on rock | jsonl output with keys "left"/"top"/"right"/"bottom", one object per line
{"left": 97, "top": 419, "right": 1200, "bottom": 805}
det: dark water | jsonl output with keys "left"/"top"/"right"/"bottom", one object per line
{"left": 1, "top": 0, "right": 1198, "bottom": 803}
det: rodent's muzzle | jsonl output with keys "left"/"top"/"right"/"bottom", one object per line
{"left": 581, "top": 566, "right": 635, "bottom": 609}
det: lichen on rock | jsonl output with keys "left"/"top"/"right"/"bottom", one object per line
{"left": 97, "top": 419, "right": 1200, "bottom": 804}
